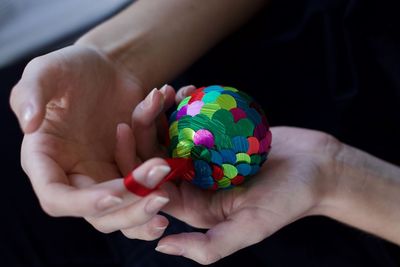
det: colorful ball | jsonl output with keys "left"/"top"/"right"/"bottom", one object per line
{"left": 168, "top": 85, "right": 272, "bottom": 190}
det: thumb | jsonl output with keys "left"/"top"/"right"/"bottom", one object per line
{"left": 9, "top": 57, "right": 62, "bottom": 133}
{"left": 155, "top": 209, "right": 269, "bottom": 265}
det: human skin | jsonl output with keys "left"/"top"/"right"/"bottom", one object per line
{"left": 113, "top": 86, "right": 400, "bottom": 265}
{"left": 9, "top": 0, "right": 400, "bottom": 264}
{"left": 9, "top": 0, "right": 268, "bottom": 248}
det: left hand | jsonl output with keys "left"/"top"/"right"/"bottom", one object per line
{"left": 154, "top": 126, "right": 341, "bottom": 264}
{"left": 115, "top": 86, "right": 342, "bottom": 265}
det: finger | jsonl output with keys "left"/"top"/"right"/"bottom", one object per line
{"left": 87, "top": 191, "right": 169, "bottom": 234}
{"left": 159, "top": 84, "right": 176, "bottom": 112}
{"left": 121, "top": 214, "right": 169, "bottom": 241}
{"left": 175, "top": 85, "right": 196, "bottom": 104}
{"left": 115, "top": 123, "right": 141, "bottom": 176}
{"left": 132, "top": 89, "right": 165, "bottom": 159}
{"left": 156, "top": 210, "right": 269, "bottom": 265}
{"left": 94, "top": 157, "right": 171, "bottom": 209}
{"left": 86, "top": 158, "right": 172, "bottom": 232}
{"left": 9, "top": 57, "right": 62, "bottom": 133}
{"left": 22, "top": 140, "right": 125, "bottom": 217}
{"left": 69, "top": 173, "right": 97, "bottom": 188}
{"left": 128, "top": 157, "right": 171, "bottom": 189}
{"left": 157, "top": 84, "right": 176, "bottom": 145}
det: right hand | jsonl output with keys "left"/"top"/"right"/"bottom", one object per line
{"left": 9, "top": 45, "right": 175, "bottom": 239}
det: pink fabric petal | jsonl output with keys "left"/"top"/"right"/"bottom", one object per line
{"left": 187, "top": 101, "right": 204, "bottom": 116}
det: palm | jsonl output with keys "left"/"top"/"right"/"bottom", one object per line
{"left": 164, "top": 127, "right": 334, "bottom": 232}
{"left": 21, "top": 46, "right": 143, "bottom": 184}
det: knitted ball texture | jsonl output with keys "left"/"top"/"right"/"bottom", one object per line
{"left": 168, "top": 85, "right": 271, "bottom": 190}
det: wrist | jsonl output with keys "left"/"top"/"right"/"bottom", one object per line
{"left": 307, "top": 136, "right": 346, "bottom": 217}
{"left": 315, "top": 143, "right": 376, "bottom": 219}
{"left": 76, "top": 31, "right": 154, "bottom": 93}
{"left": 311, "top": 143, "right": 353, "bottom": 216}
{"left": 313, "top": 142, "right": 400, "bottom": 244}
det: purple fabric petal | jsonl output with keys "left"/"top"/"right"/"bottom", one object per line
{"left": 176, "top": 105, "right": 188, "bottom": 120}
{"left": 194, "top": 129, "right": 215, "bottom": 148}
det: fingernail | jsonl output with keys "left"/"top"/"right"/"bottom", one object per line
{"left": 133, "top": 165, "right": 171, "bottom": 189}
{"left": 144, "top": 88, "right": 157, "bottom": 108}
{"left": 145, "top": 196, "right": 169, "bottom": 214}
{"left": 97, "top": 195, "right": 123, "bottom": 211}
{"left": 154, "top": 224, "right": 168, "bottom": 231}
{"left": 152, "top": 226, "right": 168, "bottom": 237}
{"left": 178, "top": 86, "right": 190, "bottom": 100}
{"left": 116, "top": 123, "right": 123, "bottom": 138}
{"left": 146, "top": 165, "right": 171, "bottom": 188}
{"left": 155, "top": 244, "right": 184, "bottom": 256}
{"left": 183, "top": 85, "right": 195, "bottom": 96}
{"left": 160, "top": 84, "right": 169, "bottom": 94}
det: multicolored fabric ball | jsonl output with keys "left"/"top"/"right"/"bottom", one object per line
{"left": 168, "top": 85, "right": 272, "bottom": 190}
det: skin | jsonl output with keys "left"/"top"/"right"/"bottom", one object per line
{"left": 9, "top": 0, "right": 400, "bottom": 265}
{"left": 9, "top": 0, "right": 267, "bottom": 240}
{"left": 118, "top": 86, "right": 400, "bottom": 264}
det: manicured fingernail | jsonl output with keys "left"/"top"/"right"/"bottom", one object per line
{"left": 178, "top": 86, "right": 190, "bottom": 100}
{"left": 152, "top": 226, "right": 168, "bottom": 237}
{"left": 145, "top": 196, "right": 169, "bottom": 214}
{"left": 160, "top": 84, "right": 169, "bottom": 94}
{"left": 133, "top": 165, "right": 171, "bottom": 189}
{"left": 144, "top": 88, "right": 157, "bottom": 108}
{"left": 155, "top": 244, "right": 184, "bottom": 256}
{"left": 183, "top": 85, "right": 195, "bottom": 95}
{"left": 154, "top": 224, "right": 168, "bottom": 231}
{"left": 116, "top": 123, "right": 124, "bottom": 137}
{"left": 97, "top": 195, "right": 123, "bottom": 210}
{"left": 146, "top": 165, "right": 171, "bottom": 188}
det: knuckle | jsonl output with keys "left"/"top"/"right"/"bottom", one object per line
{"left": 317, "top": 132, "right": 340, "bottom": 149}
{"left": 140, "top": 234, "right": 159, "bottom": 241}
{"left": 96, "top": 227, "right": 113, "bottom": 234}
{"left": 197, "top": 250, "right": 222, "bottom": 265}
{"left": 20, "top": 158, "right": 28, "bottom": 175}
{"left": 24, "top": 54, "right": 61, "bottom": 80}
{"left": 121, "top": 227, "right": 159, "bottom": 241}
{"left": 87, "top": 220, "right": 114, "bottom": 234}
{"left": 142, "top": 228, "right": 163, "bottom": 241}
{"left": 121, "top": 228, "right": 139, "bottom": 239}
{"left": 9, "top": 87, "right": 18, "bottom": 111}
{"left": 25, "top": 57, "right": 46, "bottom": 72}
{"left": 39, "top": 198, "right": 60, "bottom": 217}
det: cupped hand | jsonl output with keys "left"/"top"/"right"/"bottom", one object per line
{"left": 9, "top": 45, "right": 159, "bottom": 218}
{"left": 154, "top": 126, "right": 341, "bottom": 264}
{"left": 116, "top": 85, "right": 342, "bottom": 264}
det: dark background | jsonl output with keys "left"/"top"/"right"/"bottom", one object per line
{"left": 1, "top": 0, "right": 399, "bottom": 266}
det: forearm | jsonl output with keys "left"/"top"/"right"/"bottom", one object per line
{"left": 321, "top": 144, "right": 400, "bottom": 244}
{"left": 76, "top": 0, "right": 268, "bottom": 91}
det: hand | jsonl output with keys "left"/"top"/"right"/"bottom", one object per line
{"left": 153, "top": 126, "right": 341, "bottom": 264}
{"left": 88, "top": 84, "right": 196, "bottom": 240}
{"left": 9, "top": 45, "right": 152, "bottom": 218}
{"left": 113, "top": 85, "right": 341, "bottom": 264}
